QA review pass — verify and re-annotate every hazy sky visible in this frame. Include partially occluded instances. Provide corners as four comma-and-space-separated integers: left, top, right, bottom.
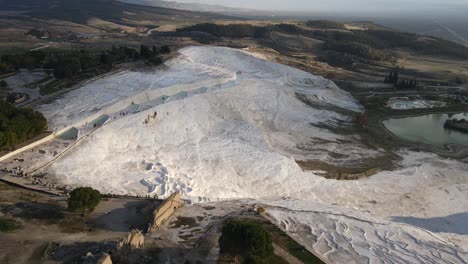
168, 0, 468, 13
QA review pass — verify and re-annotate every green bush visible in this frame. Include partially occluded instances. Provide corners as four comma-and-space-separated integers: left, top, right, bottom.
0, 218, 21, 232
219, 219, 273, 262
0, 80, 7, 88
68, 187, 101, 213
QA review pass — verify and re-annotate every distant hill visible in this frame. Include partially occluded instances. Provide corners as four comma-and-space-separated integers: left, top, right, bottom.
0, 0, 234, 27
118, 0, 256, 16
374, 18, 468, 46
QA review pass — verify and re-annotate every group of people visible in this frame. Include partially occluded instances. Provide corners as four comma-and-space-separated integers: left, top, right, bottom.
1, 166, 27, 178
144, 111, 158, 125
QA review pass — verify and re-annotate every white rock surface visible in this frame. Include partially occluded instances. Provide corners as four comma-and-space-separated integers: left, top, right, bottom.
35, 46, 467, 263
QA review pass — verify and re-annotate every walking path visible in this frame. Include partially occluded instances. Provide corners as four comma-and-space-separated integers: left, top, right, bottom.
0, 172, 63, 196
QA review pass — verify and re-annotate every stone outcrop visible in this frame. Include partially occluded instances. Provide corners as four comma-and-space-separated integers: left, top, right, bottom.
147, 192, 182, 233
445, 119, 468, 133
118, 229, 145, 250
83, 252, 112, 264
97, 253, 112, 264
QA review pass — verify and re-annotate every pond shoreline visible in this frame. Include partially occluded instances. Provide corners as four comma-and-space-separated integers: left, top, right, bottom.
374, 110, 468, 160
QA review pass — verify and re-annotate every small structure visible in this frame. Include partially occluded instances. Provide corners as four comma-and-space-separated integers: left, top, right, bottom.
147, 192, 182, 233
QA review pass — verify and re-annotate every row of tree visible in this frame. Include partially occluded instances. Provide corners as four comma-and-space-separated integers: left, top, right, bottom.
0, 44, 171, 78
384, 68, 418, 89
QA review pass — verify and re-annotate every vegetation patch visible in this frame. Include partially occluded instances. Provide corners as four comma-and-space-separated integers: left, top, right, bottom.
219, 219, 274, 264
178, 23, 270, 39
68, 187, 101, 213
180, 22, 468, 64
0, 101, 47, 149
0, 218, 22, 232
306, 20, 346, 29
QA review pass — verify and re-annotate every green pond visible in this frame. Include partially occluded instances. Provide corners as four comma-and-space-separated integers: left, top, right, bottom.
383, 113, 468, 147
57, 127, 78, 140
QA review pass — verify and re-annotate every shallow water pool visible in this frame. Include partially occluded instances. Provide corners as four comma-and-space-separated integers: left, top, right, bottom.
383, 113, 468, 146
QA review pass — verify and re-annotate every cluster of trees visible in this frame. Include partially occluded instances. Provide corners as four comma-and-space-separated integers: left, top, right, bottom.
306, 20, 346, 29
384, 70, 399, 84
47, 46, 142, 79
139, 44, 170, 65
324, 40, 389, 61
67, 187, 101, 213
219, 219, 273, 264
0, 44, 172, 78
0, 101, 47, 149
396, 79, 418, 89
25, 29, 50, 39
178, 23, 270, 39
455, 77, 465, 85
384, 69, 417, 89
270, 23, 468, 61
1, 50, 46, 73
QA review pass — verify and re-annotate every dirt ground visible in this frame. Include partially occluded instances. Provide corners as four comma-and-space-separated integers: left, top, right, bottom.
0, 181, 159, 264
0, 180, 322, 264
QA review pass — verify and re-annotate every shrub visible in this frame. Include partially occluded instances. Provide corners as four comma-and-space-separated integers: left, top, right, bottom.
0, 218, 21, 232
219, 219, 273, 262
68, 187, 101, 213
0, 80, 7, 88
149, 55, 163, 65
159, 45, 171, 54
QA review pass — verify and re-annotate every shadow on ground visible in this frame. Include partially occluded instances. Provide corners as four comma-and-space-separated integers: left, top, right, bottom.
391, 212, 468, 235
93, 200, 158, 232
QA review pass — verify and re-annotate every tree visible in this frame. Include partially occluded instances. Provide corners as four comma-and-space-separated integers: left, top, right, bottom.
0, 80, 7, 88
149, 55, 163, 65
140, 45, 152, 59
219, 219, 273, 263
152, 45, 160, 55
100, 53, 114, 68
68, 187, 101, 213
159, 45, 171, 54
54, 59, 81, 79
